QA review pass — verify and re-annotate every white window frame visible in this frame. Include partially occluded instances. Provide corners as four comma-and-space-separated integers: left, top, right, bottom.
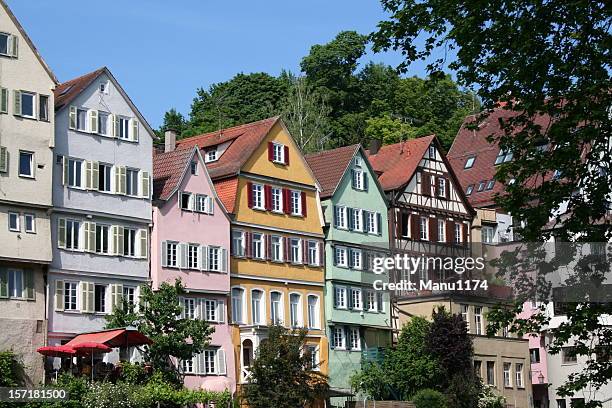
289, 292, 302, 328
231, 287, 245, 324
272, 142, 285, 164
8, 212, 19, 232
18, 151, 34, 178
270, 291, 283, 325
271, 187, 283, 212
123, 286, 136, 306
125, 168, 139, 196
437, 219, 445, 242
482, 226, 495, 244
251, 289, 265, 325
438, 177, 446, 197
350, 249, 362, 270
231, 230, 245, 257
352, 169, 364, 190
98, 111, 110, 136
290, 190, 302, 216
420, 217, 428, 240
7, 268, 24, 299
165, 241, 178, 268
252, 184, 264, 210
332, 326, 345, 350
76, 108, 87, 131
474, 307, 483, 335
271, 235, 283, 262
503, 362, 512, 388
65, 219, 81, 250
307, 241, 319, 266
290, 238, 301, 264
118, 116, 130, 140
349, 327, 361, 350
455, 223, 462, 243
187, 243, 200, 269
123, 228, 137, 257
307, 294, 319, 329
204, 299, 217, 322
335, 246, 348, 267
352, 208, 362, 231
24, 213, 35, 233
351, 288, 362, 310
366, 290, 377, 312
205, 149, 218, 163
95, 224, 111, 255
64, 281, 78, 311
515, 363, 524, 388
68, 158, 84, 188
335, 206, 347, 229
367, 211, 378, 234
252, 233, 265, 260
208, 246, 222, 271
19, 91, 36, 119
334, 285, 347, 309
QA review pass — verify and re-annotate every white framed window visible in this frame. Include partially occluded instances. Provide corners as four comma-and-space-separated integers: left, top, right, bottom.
188, 244, 200, 269
495, 149, 513, 165
349, 328, 361, 350
482, 226, 495, 243
64, 281, 78, 311
195, 194, 209, 213
270, 291, 283, 325
307, 241, 319, 266
204, 299, 217, 322
190, 161, 198, 175
455, 223, 462, 243
123, 286, 136, 306
76, 108, 87, 131
165, 241, 178, 267
231, 230, 245, 257
251, 289, 264, 325
205, 148, 218, 163
208, 246, 222, 271
252, 184, 264, 209
352, 169, 364, 190
438, 178, 446, 197
474, 306, 483, 335
335, 246, 348, 267
290, 190, 301, 215
334, 286, 347, 309
8, 212, 19, 232
271, 187, 282, 212
7, 269, 23, 299
460, 304, 470, 331
65, 220, 80, 250
19, 91, 36, 118
290, 238, 301, 263
367, 212, 378, 234
182, 358, 194, 374
95, 224, 110, 254
272, 142, 285, 163
126, 168, 138, 196
503, 362, 512, 387
231, 287, 245, 323
307, 295, 319, 329
271, 236, 283, 262
118, 116, 130, 140
18, 151, 33, 177
180, 192, 193, 210
332, 326, 345, 349
203, 349, 216, 374
24, 213, 35, 233
68, 158, 84, 188
437, 219, 445, 242
306, 345, 319, 370
352, 208, 362, 231
350, 249, 362, 270
0, 33, 11, 57
290, 293, 302, 327
94, 284, 106, 313
98, 112, 110, 135
420, 217, 428, 240
366, 291, 377, 312
335, 206, 347, 229
515, 363, 524, 388
98, 163, 112, 192
429, 145, 436, 159
252, 233, 264, 259
351, 288, 362, 310
464, 156, 475, 168
123, 228, 136, 257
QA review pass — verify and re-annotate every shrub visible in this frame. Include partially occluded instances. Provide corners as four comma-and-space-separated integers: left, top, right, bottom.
0, 350, 22, 387
412, 388, 447, 408
117, 362, 149, 385
478, 385, 506, 408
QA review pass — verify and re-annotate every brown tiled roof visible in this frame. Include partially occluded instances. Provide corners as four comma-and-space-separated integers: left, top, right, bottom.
176, 117, 279, 180
305, 145, 359, 199
447, 108, 553, 208
213, 178, 239, 214
366, 135, 435, 192
54, 67, 105, 111
153, 146, 195, 201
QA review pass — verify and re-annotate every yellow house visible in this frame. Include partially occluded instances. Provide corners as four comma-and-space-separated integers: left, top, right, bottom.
176, 117, 328, 388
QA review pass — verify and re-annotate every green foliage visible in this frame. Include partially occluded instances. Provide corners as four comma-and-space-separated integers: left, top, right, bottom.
0, 350, 21, 386
117, 362, 149, 385
244, 325, 328, 408
156, 108, 187, 141
411, 388, 447, 408
82, 381, 148, 408
365, 115, 415, 145
105, 280, 214, 384
478, 384, 506, 408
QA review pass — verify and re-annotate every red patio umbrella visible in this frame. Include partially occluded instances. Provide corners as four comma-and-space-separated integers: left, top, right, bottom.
36, 345, 77, 358
71, 342, 112, 381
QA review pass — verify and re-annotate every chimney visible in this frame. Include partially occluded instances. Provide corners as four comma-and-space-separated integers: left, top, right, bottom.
164, 129, 177, 153
369, 139, 381, 155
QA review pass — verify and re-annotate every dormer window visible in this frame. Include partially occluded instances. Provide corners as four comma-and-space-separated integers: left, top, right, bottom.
485, 180, 495, 190
494, 149, 513, 165
477, 181, 486, 192
205, 148, 218, 163
464, 156, 475, 169
466, 185, 474, 195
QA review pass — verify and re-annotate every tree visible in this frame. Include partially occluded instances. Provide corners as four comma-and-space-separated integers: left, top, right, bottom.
372, 0, 611, 405
365, 114, 415, 145
105, 280, 214, 384
156, 108, 187, 141
281, 74, 332, 153
243, 325, 328, 408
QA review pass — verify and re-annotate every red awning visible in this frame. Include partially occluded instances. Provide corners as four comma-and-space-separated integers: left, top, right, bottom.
66, 328, 152, 348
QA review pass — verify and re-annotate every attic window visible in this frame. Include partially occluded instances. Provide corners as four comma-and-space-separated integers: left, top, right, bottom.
59, 85, 73, 96
485, 180, 495, 190
190, 161, 198, 175
429, 146, 436, 159
464, 156, 475, 169
494, 149, 513, 165
466, 185, 474, 196
354, 157, 362, 167
205, 148, 218, 163
477, 181, 486, 192
99, 82, 109, 94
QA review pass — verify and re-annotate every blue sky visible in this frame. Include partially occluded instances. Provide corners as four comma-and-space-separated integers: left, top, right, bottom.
8, 1, 444, 128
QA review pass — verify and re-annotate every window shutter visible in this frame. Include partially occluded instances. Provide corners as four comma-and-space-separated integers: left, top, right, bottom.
84, 161, 93, 189
411, 214, 420, 240
109, 114, 116, 137
69, 106, 77, 129
363, 173, 369, 191
91, 161, 99, 190
87, 222, 96, 253
54, 280, 64, 311
139, 229, 148, 258
114, 115, 121, 137
216, 301, 225, 323
120, 166, 127, 194
89, 110, 98, 133
301, 192, 307, 217
61, 156, 68, 185
462, 224, 468, 245
82, 282, 94, 313
347, 290, 353, 309
284, 237, 291, 263
140, 171, 150, 198
221, 248, 227, 272
0, 146, 7, 172
10, 35, 18, 58
217, 349, 227, 375
283, 188, 291, 214
130, 119, 139, 142
246, 182, 254, 208
284, 145, 289, 165
0, 268, 8, 298
351, 169, 356, 189
181, 243, 189, 269
268, 142, 274, 161
446, 221, 454, 244
58, 218, 66, 248
13, 90, 21, 116
445, 176, 450, 199
377, 292, 384, 312
429, 217, 437, 242
161, 241, 168, 267
348, 208, 354, 230
207, 196, 214, 214
82, 222, 91, 252
197, 352, 206, 375
376, 213, 382, 235
303, 240, 309, 265
421, 173, 430, 196
113, 284, 124, 311
0, 87, 8, 113
264, 185, 272, 211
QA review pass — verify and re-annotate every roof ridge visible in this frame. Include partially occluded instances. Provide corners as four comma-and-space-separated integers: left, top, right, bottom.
304, 143, 360, 159
179, 116, 279, 144
58, 66, 106, 87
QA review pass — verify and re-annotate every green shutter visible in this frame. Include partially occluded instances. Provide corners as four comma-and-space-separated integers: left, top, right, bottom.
139, 229, 148, 258
141, 171, 150, 198
24, 269, 35, 300
58, 218, 66, 248
92, 161, 99, 190
0, 268, 8, 298
0, 88, 8, 113
89, 110, 98, 133
69, 106, 77, 129
85, 161, 92, 189
13, 90, 21, 116
54, 280, 64, 311
119, 166, 126, 194
0, 147, 7, 173
131, 119, 139, 142
10, 35, 18, 58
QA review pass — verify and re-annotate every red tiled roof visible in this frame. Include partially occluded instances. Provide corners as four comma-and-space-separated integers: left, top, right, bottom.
176, 117, 279, 180
213, 177, 239, 214
305, 144, 359, 199
54, 67, 106, 111
153, 146, 195, 201
447, 108, 553, 208
366, 135, 435, 192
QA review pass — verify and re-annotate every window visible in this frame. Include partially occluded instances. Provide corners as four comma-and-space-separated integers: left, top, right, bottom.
335, 206, 347, 229
367, 212, 378, 234
251, 290, 264, 325
64, 281, 78, 311
204, 299, 217, 322
307, 295, 319, 328
39, 95, 49, 121
20, 92, 35, 118
377, 292, 384, 312
180, 192, 192, 210
290, 190, 301, 215
290, 238, 301, 263
24, 214, 35, 233
252, 184, 264, 209
271, 187, 282, 212
205, 148, 218, 163
123, 228, 136, 257
290, 293, 301, 327
95, 225, 110, 254
123, 286, 136, 306
182, 358, 194, 374
349, 328, 361, 350
98, 163, 112, 192
270, 292, 283, 324
0, 33, 9, 56
271, 236, 283, 261
366, 291, 376, 311
486, 361, 495, 385
66, 220, 80, 250
76, 108, 87, 131
8, 212, 19, 231
165, 242, 178, 267
351, 288, 362, 310
332, 327, 345, 349
474, 360, 482, 377
334, 286, 347, 309
495, 149, 513, 165
482, 226, 495, 243
455, 224, 462, 243
562, 347, 577, 364
94, 285, 106, 313
437, 219, 445, 242
466, 184, 474, 195
99, 82, 108, 94
307, 241, 319, 266
515, 363, 524, 388
352, 169, 364, 190
272, 143, 285, 163
126, 168, 138, 196
557, 400, 567, 408
181, 298, 195, 319
420, 217, 428, 240
252, 233, 264, 259
231, 230, 245, 257
503, 362, 512, 387
203, 349, 217, 374
474, 307, 483, 335
98, 112, 109, 135
460, 304, 470, 328
232, 288, 244, 323
464, 156, 475, 168
477, 181, 486, 192
350, 249, 362, 270
306, 346, 319, 370
438, 178, 446, 197
190, 161, 198, 175
352, 208, 362, 231
188, 244, 200, 269
118, 117, 130, 140
334, 247, 347, 267
8, 269, 23, 298
485, 180, 495, 190
68, 159, 83, 188
530, 348, 540, 363
18, 151, 33, 177
208, 246, 221, 271
429, 145, 436, 158
595, 346, 612, 362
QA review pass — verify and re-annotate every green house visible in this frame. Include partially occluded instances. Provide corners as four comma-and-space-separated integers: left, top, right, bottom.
306, 145, 391, 400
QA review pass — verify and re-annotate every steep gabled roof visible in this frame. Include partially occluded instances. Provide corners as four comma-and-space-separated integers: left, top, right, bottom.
305, 144, 360, 199
53, 66, 157, 140
0, 0, 58, 84
153, 146, 196, 201
176, 117, 279, 180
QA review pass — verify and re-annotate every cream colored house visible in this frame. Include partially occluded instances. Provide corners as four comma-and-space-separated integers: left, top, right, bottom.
0, 0, 57, 385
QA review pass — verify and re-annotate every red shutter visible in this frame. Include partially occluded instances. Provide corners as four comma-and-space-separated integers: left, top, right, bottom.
285, 237, 291, 262
264, 185, 272, 211
265, 234, 271, 260
268, 142, 274, 161
429, 217, 437, 242
434, 176, 440, 196
422, 173, 430, 196
303, 240, 308, 265
301, 191, 307, 217
396, 209, 403, 239
411, 213, 419, 240
283, 188, 291, 214
247, 182, 254, 208
245, 232, 252, 258
462, 223, 468, 245
318, 242, 324, 266
284, 145, 290, 165
446, 220, 454, 244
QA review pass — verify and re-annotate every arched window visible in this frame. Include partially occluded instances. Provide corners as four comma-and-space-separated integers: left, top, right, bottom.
289, 293, 302, 327
251, 289, 264, 325
270, 291, 283, 325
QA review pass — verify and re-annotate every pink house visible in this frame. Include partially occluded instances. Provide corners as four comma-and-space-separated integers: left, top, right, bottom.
152, 142, 235, 393
519, 301, 548, 408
